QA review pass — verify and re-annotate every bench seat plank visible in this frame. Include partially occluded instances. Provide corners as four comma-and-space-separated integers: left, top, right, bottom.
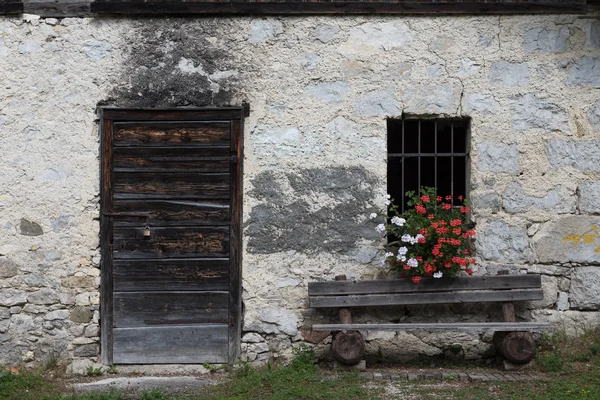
308, 275, 541, 296
309, 288, 543, 308
313, 322, 551, 332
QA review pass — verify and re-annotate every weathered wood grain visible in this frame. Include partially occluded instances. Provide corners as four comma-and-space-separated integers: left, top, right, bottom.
112, 172, 230, 200
309, 288, 544, 308
312, 322, 552, 332
113, 324, 229, 364
113, 258, 229, 292
113, 147, 232, 173
114, 291, 228, 327
112, 199, 230, 226
22, 1, 89, 16
308, 275, 542, 296
114, 122, 230, 147
100, 114, 114, 365
0, 1, 23, 14
113, 226, 229, 259
103, 108, 243, 122
228, 113, 244, 363
91, 0, 586, 15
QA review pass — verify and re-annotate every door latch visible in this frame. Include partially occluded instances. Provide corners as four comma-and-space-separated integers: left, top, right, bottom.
103, 212, 152, 238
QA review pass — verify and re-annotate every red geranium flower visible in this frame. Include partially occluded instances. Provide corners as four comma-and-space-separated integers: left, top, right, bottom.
412, 276, 422, 284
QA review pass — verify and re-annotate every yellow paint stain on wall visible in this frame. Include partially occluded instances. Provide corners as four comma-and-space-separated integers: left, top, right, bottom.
562, 226, 600, 247
583, 234, 596, 244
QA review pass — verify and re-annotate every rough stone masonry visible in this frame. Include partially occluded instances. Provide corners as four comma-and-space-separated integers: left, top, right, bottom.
0, 9, 600, 370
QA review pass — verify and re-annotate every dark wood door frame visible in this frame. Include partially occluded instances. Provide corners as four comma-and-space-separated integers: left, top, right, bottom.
99, 107, 244, 365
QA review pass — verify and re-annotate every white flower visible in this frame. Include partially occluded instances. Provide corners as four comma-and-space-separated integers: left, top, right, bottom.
384, 252, 394, 258
369, 212, 378, 219
385, 200, 391, 206
396, 254, 406, 262
398, 246, 408, 256
415, 234, 425, 240
401, 234, 413, 243
391, 216, 406, 227
407, 258, 418, 268
376, 224, 386, 233
386, 194, 391, 199
433, 271, 443, 279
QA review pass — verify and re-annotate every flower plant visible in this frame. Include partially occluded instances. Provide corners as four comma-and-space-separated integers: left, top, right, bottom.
372, 187, 476, 284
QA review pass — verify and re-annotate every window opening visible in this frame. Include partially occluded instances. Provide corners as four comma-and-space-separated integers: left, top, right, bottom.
387, 118, 470, 213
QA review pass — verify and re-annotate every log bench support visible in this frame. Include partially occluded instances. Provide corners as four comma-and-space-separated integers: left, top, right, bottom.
308, 271, 551, 365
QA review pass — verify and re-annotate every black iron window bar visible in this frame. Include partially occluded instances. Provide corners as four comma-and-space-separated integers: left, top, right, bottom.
388, 119, 469, 214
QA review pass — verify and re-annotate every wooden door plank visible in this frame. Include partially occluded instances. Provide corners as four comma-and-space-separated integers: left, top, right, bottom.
100, 114, 114, 365
113, 258, 230, 292
112, 199, 230, 227
103, 108, 243, 121
309, 289, 544, 308
113, 226, 229, 259
113, 172, 230, 200
228, 115, 243, 363
113, 147, 231, 173
113, 122, 230, 147
312, 322, 552, 332
308, 275, 542, 296
113, 325, 229, 364
114, 291, 229, 327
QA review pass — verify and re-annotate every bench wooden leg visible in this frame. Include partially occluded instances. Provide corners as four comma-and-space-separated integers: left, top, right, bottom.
331, 275, 366, 365
494, 331, 536, 364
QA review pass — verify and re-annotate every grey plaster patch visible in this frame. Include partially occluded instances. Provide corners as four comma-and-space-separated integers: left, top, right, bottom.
510, 94, 569, 132
355, 90, 400, 117
503, 182, 574, 214
579, 181, 600, 214
306, 81, 349, 104
314, 25, 339, 43
19, 218, 43, 236
589, 22, 600, 48
477, 143, 520, 176
489, 61, 529, 87
464, 93, 499, 114
111, 20, 239, 107
546, 139, 600, 172
566, 56, 600, 88
475, 220, 530, 263
588, 102, 600, 129
246, 167, 379, 254
532, 216, 600, 264
402, 84, 460, 115
248, 19, 284, 44
570, 267, 600, 310
524, 26, 569, 54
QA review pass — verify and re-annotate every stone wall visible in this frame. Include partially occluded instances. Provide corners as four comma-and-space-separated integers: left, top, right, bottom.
0, 10, 599, 369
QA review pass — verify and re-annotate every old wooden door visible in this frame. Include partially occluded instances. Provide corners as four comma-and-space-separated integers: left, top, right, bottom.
100, 108, 243, 364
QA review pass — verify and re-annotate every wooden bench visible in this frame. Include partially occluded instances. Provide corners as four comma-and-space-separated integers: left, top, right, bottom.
308, 273, 551, 366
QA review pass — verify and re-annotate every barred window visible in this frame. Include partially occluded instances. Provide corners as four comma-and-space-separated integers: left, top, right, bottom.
387, 118, 470, 213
